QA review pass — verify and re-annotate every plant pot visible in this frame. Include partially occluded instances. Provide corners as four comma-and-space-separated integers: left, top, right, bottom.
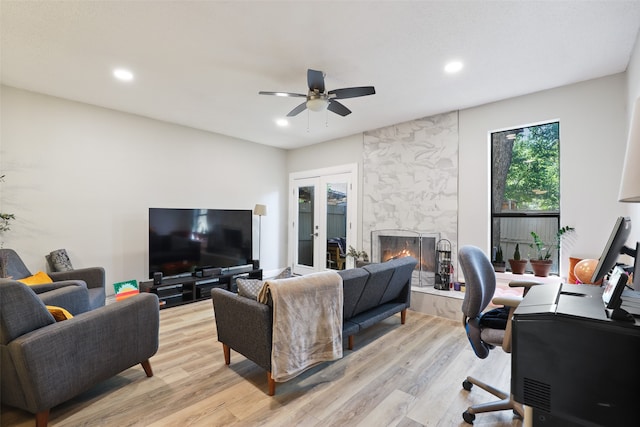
509, 259, 528, 275
492, 262, 506, 273
530, 259, 553, 277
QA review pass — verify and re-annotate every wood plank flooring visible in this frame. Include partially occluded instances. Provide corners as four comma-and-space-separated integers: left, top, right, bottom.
1, 300, 523, 426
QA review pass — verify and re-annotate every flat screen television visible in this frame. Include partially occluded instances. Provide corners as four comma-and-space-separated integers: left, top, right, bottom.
590, 216, 632, 284
149, 208, 252, 278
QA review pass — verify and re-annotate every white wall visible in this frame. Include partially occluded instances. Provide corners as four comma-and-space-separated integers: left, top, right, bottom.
1, 86, 288, 294
460, 74, 628, 277
292, 74, 630, 279
624, 29, 640, 246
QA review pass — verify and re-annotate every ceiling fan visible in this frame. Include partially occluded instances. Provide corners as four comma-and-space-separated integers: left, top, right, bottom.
259, 69, 375, 117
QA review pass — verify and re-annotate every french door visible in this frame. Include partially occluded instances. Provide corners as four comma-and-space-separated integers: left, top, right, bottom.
290, 165, 357, 275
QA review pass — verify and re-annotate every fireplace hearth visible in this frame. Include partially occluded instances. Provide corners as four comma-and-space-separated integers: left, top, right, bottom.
371, 230, 439, 287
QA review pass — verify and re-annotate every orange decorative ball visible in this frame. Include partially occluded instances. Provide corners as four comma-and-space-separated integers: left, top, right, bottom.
574, 259, 599, 284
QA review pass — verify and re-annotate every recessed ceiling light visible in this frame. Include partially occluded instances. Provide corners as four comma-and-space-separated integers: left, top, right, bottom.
276, 119, 289, 127
113, 68, 134, 81
444, 61, 463, 74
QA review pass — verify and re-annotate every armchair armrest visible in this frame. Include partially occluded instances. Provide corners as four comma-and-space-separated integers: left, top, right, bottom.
49, 267, 105, 289
29, 280, 87, 295
211, 288, 272, 372
7, 293, 159, 414
37, 285, 91, 315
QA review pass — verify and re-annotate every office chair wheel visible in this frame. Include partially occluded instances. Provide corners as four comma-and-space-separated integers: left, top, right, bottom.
462, 379, 473, 391
463, 410, 475, 424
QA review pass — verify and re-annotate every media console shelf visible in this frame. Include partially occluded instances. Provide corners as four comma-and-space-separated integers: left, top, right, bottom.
139, 268, 262, 309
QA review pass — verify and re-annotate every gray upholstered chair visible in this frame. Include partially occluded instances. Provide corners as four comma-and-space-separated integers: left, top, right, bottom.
458, 245, 527, 424
0, 248, 106, 310
0, 279, 160, 427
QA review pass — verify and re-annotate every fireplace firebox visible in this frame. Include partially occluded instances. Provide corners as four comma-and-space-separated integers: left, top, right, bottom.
371, 230, 439, 287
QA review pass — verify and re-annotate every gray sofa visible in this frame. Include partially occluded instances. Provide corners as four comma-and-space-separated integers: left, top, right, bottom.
211, 256, 417, 395
0, 279, 160, 427
0, 248, 106, 310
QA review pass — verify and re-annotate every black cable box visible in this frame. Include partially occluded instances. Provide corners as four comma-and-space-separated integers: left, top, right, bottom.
195, 267, 221, 277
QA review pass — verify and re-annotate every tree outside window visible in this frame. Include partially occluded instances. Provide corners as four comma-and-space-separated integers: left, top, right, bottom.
491, 122, 560, 273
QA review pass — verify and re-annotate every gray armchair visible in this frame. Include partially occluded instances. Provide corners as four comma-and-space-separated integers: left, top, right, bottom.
0, 279, 160, 427
0, 248, 106, 310
458, 245, 525, 424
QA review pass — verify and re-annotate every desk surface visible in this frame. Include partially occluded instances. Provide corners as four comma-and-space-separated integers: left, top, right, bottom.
515, 282, 640, 326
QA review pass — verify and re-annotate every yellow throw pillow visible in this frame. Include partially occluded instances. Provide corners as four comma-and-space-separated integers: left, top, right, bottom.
45, 305, 74, 321
17, 271, 53, 285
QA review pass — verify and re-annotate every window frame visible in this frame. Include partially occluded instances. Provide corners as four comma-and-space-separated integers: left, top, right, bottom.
490, 121, 561, 274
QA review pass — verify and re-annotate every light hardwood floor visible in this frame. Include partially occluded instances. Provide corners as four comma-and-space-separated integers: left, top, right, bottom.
2, 300, 522, 426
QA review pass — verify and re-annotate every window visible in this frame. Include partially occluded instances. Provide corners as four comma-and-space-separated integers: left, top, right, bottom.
491, 122, 560, 273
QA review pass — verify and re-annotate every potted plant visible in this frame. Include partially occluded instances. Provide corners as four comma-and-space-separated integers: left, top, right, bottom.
508, 243, 528, 275
347, 246, 370, 268
492, 245, 506, 272
529, 226, 575, 277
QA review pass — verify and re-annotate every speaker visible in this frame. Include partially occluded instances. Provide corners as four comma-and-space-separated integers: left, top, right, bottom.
252, 260, 260, 269
153, 272, 163, 285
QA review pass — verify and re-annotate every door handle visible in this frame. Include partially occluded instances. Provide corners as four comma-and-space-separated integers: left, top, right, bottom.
310, 233, 318, 237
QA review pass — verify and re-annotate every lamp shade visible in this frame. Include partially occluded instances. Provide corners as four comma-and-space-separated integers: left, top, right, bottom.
619, 96, 640, 202
254, 204, 267, 216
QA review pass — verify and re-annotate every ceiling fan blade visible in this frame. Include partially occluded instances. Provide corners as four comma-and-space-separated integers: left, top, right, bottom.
328, 86, 376, 99
307, 69, 325, 93
287, 102, 308, 117
327, 100, 352, 116
259, 91, 307, 98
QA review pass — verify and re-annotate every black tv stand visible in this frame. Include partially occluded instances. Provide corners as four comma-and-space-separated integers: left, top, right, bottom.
140, 268, 262, 309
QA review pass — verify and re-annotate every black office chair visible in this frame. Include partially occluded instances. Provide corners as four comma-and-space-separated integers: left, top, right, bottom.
458, 245, 533, 424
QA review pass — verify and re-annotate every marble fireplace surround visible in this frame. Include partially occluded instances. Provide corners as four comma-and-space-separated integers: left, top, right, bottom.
363, 111, 460, 318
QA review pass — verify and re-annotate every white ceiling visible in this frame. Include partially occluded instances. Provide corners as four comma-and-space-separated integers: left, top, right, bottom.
2, 1, 640, 150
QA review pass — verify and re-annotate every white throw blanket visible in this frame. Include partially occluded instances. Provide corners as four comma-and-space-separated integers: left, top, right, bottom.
257, 271, 343, 382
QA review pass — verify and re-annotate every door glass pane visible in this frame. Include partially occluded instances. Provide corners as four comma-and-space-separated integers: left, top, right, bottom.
298, 186, 314, 267
326, 182, 347, 270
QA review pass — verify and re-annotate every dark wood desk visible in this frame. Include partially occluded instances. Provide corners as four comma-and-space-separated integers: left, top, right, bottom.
512, 283, 640, 426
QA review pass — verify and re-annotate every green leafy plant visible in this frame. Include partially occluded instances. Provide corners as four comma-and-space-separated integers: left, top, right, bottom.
347, 245, 369, 262
530, 226, 575, 260
513, 243, 521, 261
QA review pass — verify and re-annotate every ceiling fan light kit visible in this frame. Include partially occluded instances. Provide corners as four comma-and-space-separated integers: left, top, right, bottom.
306, 96, 327, 112
259, 69, 375, 118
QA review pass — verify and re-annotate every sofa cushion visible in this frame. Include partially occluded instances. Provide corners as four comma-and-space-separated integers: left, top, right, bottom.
349, 302, 408, 330
338, 268, 369, 320
237, 278, 263, 300
353, 262, 395, 316
378, 257, 417, 304
236, 267, 292, 300
275, 267, 292, 279
49, 249, 74, 272
46, 305, 74, 321
17, 271, 53, 286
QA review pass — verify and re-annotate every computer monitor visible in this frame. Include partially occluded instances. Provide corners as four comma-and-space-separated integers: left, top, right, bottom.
630, 241, 640, 291
590, 216, 632, 284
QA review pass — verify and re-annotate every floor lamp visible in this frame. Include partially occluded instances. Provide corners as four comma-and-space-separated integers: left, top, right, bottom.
254, 204, 267, 268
